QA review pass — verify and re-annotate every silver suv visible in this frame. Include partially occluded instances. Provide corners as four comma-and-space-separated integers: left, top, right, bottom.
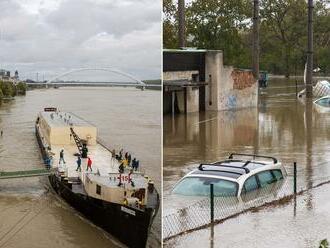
172, 153, 287, 197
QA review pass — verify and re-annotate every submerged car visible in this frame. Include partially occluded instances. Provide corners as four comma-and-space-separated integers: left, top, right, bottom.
314, 95, 330, 113
172, 153, 287, 198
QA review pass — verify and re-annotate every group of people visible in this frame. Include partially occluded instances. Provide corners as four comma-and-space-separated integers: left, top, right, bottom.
113, 149, 140, 172
57, 146, 140, 175
75, 144, 92, 171
57, 147, 93, 172
75, 154, 93, 172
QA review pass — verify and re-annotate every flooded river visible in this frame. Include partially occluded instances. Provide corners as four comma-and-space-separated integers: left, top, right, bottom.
163, 78, 330, 247
0, 87, 161, 248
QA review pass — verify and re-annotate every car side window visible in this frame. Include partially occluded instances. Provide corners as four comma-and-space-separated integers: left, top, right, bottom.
257, 170, 275, 187
272, 170, 283, 180
243, 175, 258, 193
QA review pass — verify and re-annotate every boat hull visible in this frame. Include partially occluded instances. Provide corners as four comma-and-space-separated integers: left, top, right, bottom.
35, 126, 155, 248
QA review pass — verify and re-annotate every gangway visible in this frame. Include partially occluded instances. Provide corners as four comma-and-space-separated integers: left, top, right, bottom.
0, 168, 54, 180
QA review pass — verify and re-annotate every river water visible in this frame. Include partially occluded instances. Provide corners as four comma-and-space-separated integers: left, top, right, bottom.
163, 78, 330, 247
0, 87, 161, 248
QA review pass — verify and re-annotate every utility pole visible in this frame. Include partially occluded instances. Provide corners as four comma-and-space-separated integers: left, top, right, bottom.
178, 0, 186, 48
252, 0, 260, 104
252, 0, 260, 81
252, 0, 259, 80
306, 0, 313, 98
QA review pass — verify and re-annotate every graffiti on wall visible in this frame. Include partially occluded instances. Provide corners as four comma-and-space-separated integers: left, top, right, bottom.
227, 94, 237, 108
231, 70, 255, 90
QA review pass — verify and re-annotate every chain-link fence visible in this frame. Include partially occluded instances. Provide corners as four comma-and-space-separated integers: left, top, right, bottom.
163, 163, 316, 241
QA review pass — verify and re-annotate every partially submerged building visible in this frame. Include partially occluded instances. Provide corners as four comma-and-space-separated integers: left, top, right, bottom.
163, 49, 258, 114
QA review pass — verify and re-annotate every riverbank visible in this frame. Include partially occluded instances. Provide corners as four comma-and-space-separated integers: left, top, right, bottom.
0, 80, 27, 101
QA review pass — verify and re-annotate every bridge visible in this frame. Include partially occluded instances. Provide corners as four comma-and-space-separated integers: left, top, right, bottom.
0, 168, 54, 180
24, 67, 161, 89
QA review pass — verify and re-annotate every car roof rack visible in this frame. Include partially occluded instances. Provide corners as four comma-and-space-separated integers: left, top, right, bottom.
213, 160, 253, 168
198, 165, 244, 176
198, 163, 250, 174
228, 153, 278, 164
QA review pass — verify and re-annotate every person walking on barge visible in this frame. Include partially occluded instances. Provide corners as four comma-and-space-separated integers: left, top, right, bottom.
81, 144, 88, 158
128, 153, 132, 166
59, 149, 66, 164
86, 157, 93, 171
76, 155, 82, 172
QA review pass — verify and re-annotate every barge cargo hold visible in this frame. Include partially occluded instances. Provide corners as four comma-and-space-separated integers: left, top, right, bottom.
35, 108, 159, 248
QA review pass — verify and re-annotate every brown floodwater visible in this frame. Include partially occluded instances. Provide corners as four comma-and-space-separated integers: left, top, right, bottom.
165, 182, 330, 248
163, 78, 330, 247
0, 87, 161, 248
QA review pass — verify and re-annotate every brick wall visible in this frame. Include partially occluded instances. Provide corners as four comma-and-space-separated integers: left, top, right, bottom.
231, 69, 255, 90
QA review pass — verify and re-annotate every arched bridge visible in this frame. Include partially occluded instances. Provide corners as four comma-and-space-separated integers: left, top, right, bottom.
46, 67, 146, 87
25, 67, 160, 89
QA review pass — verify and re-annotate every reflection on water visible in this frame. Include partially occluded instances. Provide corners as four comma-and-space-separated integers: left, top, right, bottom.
0, 87, 161, 247
164, 78, 330, 247
164, 78, 330, 194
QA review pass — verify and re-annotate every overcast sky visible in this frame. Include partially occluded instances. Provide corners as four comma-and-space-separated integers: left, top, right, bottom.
0, 0, 161, 81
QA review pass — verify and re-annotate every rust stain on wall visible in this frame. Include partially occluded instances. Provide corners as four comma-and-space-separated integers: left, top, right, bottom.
231, 70, 255, 90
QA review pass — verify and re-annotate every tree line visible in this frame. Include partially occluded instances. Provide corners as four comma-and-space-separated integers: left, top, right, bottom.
163, 0, 330, 76
0, 81, 27, 101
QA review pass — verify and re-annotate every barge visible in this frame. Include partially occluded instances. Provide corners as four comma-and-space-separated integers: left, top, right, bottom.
35, 107, 159, 248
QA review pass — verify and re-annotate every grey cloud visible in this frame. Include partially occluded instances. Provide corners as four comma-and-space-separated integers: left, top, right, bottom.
0, 0, 161, 80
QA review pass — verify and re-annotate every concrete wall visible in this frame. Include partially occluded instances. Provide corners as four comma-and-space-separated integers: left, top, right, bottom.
163, 70, 200, 113
186, 87, 199, 113
163, 70, 198, 81
205, 51, 223, 111
205, 51, 258, 111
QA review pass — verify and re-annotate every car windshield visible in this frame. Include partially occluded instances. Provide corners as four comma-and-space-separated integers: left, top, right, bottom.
172, 177, 238, 197
315, 97, 330, 107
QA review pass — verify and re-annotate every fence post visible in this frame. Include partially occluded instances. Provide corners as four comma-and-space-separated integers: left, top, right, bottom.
210, 183, 214, 223
295, 80, 298, 97
293, 162, 297, 194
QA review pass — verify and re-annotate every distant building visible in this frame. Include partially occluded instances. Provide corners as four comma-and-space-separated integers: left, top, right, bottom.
0, 69, 10, 80
14, 70, 19, 79
0, 69, 20, 83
